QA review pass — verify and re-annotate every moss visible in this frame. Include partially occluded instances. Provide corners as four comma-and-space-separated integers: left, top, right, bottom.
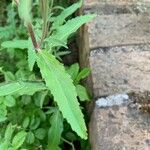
129, 91, 150, 113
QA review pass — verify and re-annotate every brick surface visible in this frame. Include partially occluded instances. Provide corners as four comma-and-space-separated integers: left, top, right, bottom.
89, 93, 150, 150
87, 14, 150, 49
79, 1, 150, 150
79, 14, 150, 97
84, 0, 150, 9
89, 45, 150, 98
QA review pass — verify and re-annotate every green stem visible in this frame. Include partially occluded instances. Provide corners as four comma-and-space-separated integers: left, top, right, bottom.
61, 137, 75, 150
40, 0, 49, 43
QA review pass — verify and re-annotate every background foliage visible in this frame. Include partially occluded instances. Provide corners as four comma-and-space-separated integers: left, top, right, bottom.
0, 0, 94, 149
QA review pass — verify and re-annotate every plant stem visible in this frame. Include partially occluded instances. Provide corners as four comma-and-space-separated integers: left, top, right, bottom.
27, 23, 40, 52
61, 137, 75, 150
40, 0, 49, 43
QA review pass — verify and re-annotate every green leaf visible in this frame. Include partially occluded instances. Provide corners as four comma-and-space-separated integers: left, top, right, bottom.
12, 131, 27, 149
48, 110, 63, 149
75, 68, 91, 84
35, 128, 46, 140
0, 103, 7, 118
22, 117, 30, 129
56, 51, 70, 57
1, 40, 28, 49
18, 0, 32, 24
0, 82, 47, 96
19, 82, 47, 95
76, 85, 90, 101
4, 95, 16, 107
34, 91, 48, 108
0, 142, 9, 150
38, 110, 46, 122
0, 117, 7, 123
26, 131, 35, 144
65, 132, 77, 141
29, 117, 40, 130
52, 0, 82, 29
28, 38, 36, 71
3, 71, 16, 82
0, 82, 23, 96
45, 37, 68, 48
39, 91, 48, 108
51, 15, 96, 44
21, 95, 31, 105
67, 63, 79, 81
45, 107, 57, 115
0, 26, 14, 40
4, 123, 15, 142
36, 51, 87, 139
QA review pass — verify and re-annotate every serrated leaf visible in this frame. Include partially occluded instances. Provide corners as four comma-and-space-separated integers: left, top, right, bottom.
48, 110, 63, 149
45, 37, 68, 48
0, 103, 7, 118
26, 131, 35, 144
19, 82, 47, 95
4, 123, 15, 142
76, 85, 90, 101
56, 51, 70, 57
67, 63, 79, 81
0, 26, 14, 40
0, 82, 47, 96
75, 68, 91, 84
52, 0, 82, 29
0, 69, 16, 82
1, 40, 28, 49
3, 71, 16, 82
0, 82, 23, 96
12, 131, 27, 149
36, 51, 87, 139
51, 15, 96, 44
28, 38, 36, 71
35, 128, 46, 140
18, 0, 32, 24
4, 95, 16, 107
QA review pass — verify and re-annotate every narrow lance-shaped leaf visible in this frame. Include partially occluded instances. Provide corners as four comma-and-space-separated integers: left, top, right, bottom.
51, 15, 96, 44
75, 68, 91, 84
45, 37, 68, 48
48, 109, 63, 150
52, 0, 82, 29
18, 0, 32, 25
36, 51, 87, 139
1, 40, 28, 49
0, 82, 47, 96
